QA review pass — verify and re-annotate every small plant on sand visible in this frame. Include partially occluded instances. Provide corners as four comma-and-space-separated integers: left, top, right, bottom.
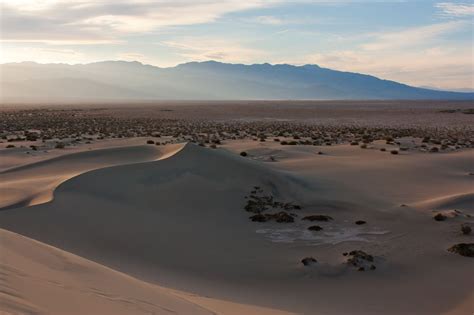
301, 257, 317, 266
346, 250, 376, 271
447, 243, 474, 257
55, 142, 65, 149
461, 224, 472, 235
240, 151, 248, 157
433, 213, 447, 221
308, 225, 323, 231
146, 140, 155, 144
390, 150, 398, 155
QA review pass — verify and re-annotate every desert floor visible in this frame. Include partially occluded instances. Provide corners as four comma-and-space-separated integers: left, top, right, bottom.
0, 102, 473, 315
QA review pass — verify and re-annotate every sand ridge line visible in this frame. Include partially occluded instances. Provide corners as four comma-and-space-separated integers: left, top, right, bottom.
0, 143, 186, 210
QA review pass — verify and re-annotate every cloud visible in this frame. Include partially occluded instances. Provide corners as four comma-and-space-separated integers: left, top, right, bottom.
435, 2, 474, 17
248, 15, 286, 25
304, 21, 473, 89
161, 37, 264, 63
361, 20, 468, 50
0, 0, 283, 44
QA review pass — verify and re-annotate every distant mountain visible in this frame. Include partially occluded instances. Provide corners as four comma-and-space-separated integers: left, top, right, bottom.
1, 60, 472, 102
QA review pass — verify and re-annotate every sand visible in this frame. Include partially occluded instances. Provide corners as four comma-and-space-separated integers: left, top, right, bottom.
0, 142, 184, 209
1, 138, 473, 314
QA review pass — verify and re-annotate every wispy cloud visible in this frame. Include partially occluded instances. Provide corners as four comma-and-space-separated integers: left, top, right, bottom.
361, 20, 468, 50
435, 2, 474, 17
161, 37, 264, 63
0, 0, 283, 44
247, 15, 286, 25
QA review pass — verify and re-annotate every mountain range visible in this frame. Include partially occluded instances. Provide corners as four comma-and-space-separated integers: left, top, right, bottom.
1, 60, 472, 102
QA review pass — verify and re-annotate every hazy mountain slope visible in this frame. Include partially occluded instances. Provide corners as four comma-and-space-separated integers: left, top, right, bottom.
1, 61, 472, 101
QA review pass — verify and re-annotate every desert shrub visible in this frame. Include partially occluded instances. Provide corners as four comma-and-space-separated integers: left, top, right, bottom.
433, 213, 447, 221
301, 257, 317, 266
390, 150, 398, 155
240, 151, 248, 157
6, 144, 15, 148
461, 224, 472, 235
146, 140, 155, 144
55, 142, 65, 149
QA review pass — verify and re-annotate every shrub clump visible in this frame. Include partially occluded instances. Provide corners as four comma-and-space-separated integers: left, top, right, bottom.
461, 224, 472, 235
433, 213, 447, 221
346, 250, 376, 271
301, 257, 317, 266
447, 243, 474, 257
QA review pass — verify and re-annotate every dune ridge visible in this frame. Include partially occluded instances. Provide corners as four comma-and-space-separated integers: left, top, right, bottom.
0, 143, 185, 210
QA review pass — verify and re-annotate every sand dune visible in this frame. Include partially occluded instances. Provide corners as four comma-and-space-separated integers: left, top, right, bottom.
0, 228, 212, 315
0, 144, 184, 209
0, 142, 473, 314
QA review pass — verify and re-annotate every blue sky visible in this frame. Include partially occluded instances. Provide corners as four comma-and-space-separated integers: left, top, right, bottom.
1, 0, 473, 90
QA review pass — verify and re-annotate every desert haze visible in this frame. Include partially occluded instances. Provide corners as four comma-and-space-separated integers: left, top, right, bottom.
2, 61, 473, 102
1, 0, 474, 314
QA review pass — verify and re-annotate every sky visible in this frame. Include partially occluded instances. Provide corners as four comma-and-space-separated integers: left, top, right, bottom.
0, 0, 473, 90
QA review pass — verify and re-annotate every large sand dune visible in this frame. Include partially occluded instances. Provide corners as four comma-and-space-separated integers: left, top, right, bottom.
1, 142, 473, 314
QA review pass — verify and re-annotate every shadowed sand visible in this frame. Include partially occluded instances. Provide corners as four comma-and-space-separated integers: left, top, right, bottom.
0, 228, 293, 315
0, 142, 473, 314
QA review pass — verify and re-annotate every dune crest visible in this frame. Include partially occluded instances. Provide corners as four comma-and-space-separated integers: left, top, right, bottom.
0, 143, 185, 210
